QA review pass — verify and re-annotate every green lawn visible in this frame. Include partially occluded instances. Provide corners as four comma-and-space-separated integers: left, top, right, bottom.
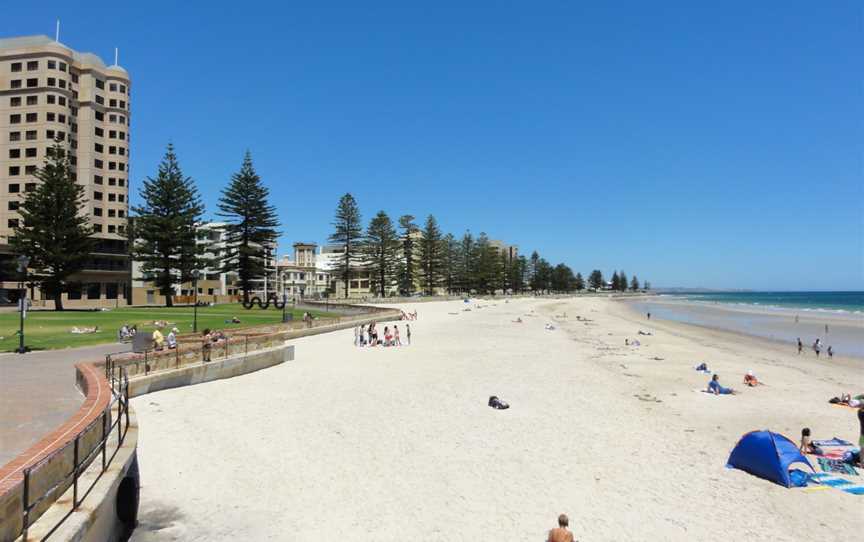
0, 303, 333, 352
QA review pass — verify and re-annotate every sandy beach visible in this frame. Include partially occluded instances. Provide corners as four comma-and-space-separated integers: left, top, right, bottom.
130, 296, 863, 541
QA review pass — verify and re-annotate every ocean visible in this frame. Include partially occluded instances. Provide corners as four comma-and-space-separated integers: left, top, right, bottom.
628, 291, 864, 358
671, 291, 864, 314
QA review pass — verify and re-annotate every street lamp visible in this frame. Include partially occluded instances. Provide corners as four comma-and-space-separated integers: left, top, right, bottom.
191, 270, 200, 333
281, 292, 288, 323
16, 255, 29, 354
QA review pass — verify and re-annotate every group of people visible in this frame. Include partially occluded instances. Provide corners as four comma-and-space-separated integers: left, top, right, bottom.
200, 328, 228, 361
354, 322, 410, 347
798, 337, 833, 358
152, 327, 179, 350
400, 309, 418, 320
799, 402, 864, 469
118, 324, 138, 341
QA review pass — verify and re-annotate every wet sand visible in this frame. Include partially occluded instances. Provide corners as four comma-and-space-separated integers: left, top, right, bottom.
130, 297, 863, 541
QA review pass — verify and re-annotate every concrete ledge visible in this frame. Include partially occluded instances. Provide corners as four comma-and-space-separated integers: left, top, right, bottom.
128, 345, 294, 398
22, 406, 140, 542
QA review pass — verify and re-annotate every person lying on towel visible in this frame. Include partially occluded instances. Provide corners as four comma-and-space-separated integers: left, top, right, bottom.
708, 374, 736, 395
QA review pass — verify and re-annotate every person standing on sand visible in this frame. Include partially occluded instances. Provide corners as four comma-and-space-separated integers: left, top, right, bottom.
394, 325, 401, 346
828, 346, 833, 358
406, 324, 411, 345
647, 312, 651, 320
547, 514, 575, 542
813, 340, 821, 357
797, 338, 803, 354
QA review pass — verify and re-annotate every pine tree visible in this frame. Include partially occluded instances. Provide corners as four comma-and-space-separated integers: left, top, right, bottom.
457, 232, 475, 293
644, 280, 651, 291
529, 251, 540, 291
442, 233, 458, 294
574, 272, 585, 291
132, 144, 205, 307
361, 211, 399, 297
588, 269, 604, 290
329, 193, 363, 298
419, 214, 444, 295
630, 275, 640, 291
618, 271, 628, 292
217, 152, 279, 303
611, 271, 620, 291
397, 215, 419, 295
11, 140, 95, 311
535, 258, 553, 293
511, 255, 528, 293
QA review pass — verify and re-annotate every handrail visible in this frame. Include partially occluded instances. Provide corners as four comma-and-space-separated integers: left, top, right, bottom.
18, 367, 130, 541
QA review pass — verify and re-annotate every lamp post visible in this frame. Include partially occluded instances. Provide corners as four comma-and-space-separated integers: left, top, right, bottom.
281, 292, 288, 323
191, 270, 200, 333
16, 255, 29, 354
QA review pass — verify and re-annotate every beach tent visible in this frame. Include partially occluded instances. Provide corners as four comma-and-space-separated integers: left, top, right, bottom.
726, 430, 813, 487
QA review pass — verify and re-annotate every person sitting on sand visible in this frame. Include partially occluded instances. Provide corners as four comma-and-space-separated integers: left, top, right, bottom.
743, 370, 761, 387
799, 427, 822, 455
708, 374, 735, 395
513, 317, 523, 323
547, 513, 575, 542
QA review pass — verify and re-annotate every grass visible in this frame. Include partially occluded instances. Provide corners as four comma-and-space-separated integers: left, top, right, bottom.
0, 303, 333, 352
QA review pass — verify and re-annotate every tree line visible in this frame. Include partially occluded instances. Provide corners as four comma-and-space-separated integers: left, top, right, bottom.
10, 142, 279, 309
329, 193, 649, 298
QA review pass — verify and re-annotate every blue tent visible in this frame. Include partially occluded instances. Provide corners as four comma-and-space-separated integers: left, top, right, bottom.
726, 430, 814, 487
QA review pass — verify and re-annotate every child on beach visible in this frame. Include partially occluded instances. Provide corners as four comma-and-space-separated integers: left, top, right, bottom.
743, 370, 761, 387
394, 325, 401, 346
799, 428, 822, 455
384, 326, 392, 346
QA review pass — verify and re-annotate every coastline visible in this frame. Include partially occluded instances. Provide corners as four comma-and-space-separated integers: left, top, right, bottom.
624, 295, 864, 359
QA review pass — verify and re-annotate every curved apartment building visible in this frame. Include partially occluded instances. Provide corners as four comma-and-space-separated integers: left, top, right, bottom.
0, 35, 131, 307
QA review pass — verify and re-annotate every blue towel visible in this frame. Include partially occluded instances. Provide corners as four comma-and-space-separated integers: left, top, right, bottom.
813, 438, 853, 447
820, 478, 853, 487
843, 486, 864, 495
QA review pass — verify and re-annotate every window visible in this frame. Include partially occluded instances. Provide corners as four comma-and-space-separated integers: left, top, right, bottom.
9, 149, 20, 159
107, 225, 116, 233
58, 80, 66, 89
108, 177, 116, 186
109, 83, 117, 91
11, 62, 22, 72
94, 159, 103, 169
8, 166, 20, 176
25, 183, 36, 192
119, 101, 126, 109
109, 114, 117, 123
58, 96, 66, 106
108, 146, 116, 155
95, 95, 104, 105
58, 114, 66, 123
26, 78, 37, 88
95, 111, 104, 121
95, 79, 104, 90
86, 283, 101, 299
94, 143, 104, 153
7, 201, 19, 211
47, 77, 56, 87
48, 95, 58, 105
25, 148, 36, 158
7, 219, 19, 228
109, 130, 116, 138
47, 112, 56, 122
10, 97, 21, 107
120, 85, 126, 93
118, 163, 125, 171
94, 127, 104, 137
26, 61, 38, 71
71, 73, 78, 83
118, 210, 125, 217
59, 62, 67, 72
25, 130, 37, 140
118, 179, 125, 187
109, 99, 117, 107
9, 114, 21, 124
94, 175, 103, 185
94, 191, 103, 200
108, 209, 116, 217
119, 132, 126, 140
9, 132, 21, 142
93, 224, 102, 232
105, 283, 118, 299
108, 162, 116, 170
67, 284, 82, 300
46, 130, 55, 140
118, 225, 125, 234
93, 207, 102, 216
24, 165, 36, 175
108, 193, 116, 202
118, 147, 125, 156
26, 95, 37, 105
48, 60, 56, 70
8, 183, 19, 193
10, 79, 22, 89
25, 113, 37, 122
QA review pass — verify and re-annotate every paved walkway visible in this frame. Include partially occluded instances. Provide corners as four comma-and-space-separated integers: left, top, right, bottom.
0, 342, 130, 466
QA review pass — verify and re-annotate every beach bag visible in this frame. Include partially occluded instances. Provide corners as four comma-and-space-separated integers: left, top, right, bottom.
788, 469, 811, 487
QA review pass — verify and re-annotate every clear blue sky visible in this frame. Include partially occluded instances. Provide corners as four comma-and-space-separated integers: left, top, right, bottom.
7, 1, 862, 290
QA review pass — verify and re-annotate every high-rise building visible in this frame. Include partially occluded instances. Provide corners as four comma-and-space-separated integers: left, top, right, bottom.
0, 35, 131, 307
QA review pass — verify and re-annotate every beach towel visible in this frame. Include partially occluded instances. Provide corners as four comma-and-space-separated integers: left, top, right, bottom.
812, 438, 853, 447
843, 486, 864, 495
818, 458, 859, 476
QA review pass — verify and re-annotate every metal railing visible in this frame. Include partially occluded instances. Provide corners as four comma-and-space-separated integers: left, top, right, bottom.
18, 364, 131, 541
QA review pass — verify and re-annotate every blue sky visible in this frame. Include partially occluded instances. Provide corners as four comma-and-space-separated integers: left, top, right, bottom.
7, 1, 862, 290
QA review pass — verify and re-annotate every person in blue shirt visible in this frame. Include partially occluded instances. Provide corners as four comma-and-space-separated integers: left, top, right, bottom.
708, 374, 736, 395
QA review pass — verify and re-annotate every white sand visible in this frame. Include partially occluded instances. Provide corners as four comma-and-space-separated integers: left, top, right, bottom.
130, 297, 863, 541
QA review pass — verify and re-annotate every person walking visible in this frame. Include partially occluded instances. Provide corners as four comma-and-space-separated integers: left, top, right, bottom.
797, 337, 803, 354
394, 325, 401, 346
201, 328, 212, 362
828, 346, 833, 358
406, 324, 411, 345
